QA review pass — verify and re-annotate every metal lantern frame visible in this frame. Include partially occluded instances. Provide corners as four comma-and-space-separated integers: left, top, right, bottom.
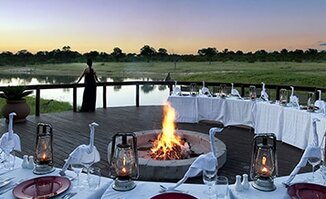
109, 132, 139, 191
250, 133, 278, 192
33, 123, 55, 175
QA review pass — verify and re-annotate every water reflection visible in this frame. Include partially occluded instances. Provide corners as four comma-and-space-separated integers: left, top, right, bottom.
0, 74, 169, 107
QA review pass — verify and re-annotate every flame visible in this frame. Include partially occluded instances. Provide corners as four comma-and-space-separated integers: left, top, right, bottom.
260, 156, 270, 177
150, 102, 184, 160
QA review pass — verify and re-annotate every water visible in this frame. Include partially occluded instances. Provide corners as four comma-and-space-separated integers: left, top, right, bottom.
0, 74, 170, 108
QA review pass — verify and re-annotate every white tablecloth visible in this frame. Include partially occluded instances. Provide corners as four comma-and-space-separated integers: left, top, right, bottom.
168, 96, 326, 150
0, 158, 112, 199
101, 171, 325, 199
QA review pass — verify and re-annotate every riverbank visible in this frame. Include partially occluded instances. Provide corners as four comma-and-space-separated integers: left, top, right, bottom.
1, 61, 326, 87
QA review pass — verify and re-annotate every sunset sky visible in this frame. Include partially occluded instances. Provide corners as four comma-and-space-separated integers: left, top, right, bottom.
1, 0, 326, 54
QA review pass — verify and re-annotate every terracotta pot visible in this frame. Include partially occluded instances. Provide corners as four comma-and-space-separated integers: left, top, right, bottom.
1, 99, 30, 123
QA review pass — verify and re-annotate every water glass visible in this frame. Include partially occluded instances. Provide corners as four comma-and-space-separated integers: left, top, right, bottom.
87, 166, 101, 190
249, 86, 256, 100
203, 169, 217, 198
279, 89, 288, 106
4, 151, 15, 170
71, 163, 84, 187
216, 176, 228, 199
307, 92, 315, 112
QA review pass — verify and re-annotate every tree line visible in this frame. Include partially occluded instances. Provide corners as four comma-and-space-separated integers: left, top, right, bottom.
0, 45, 325, 66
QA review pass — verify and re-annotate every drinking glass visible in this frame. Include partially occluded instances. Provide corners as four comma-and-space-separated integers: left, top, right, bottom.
4, 151, 15, 170
71, 163, 84, 187
216, 176, 228, 199
203, 169, 217, 198
249, 86, 256, 100
307, 92, 315, 112
307, 150, 321, 182
87, 166, 101, 190
81, 151, 96, 177
279, 89, 288, 106
219, 84, 227, 97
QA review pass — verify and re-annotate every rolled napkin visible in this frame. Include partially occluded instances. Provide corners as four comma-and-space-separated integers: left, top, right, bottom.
162, 127, 223, 191
200, 81, 212, 97
283, 118, 321, 185
260, 82, 269, 102
171, 81, 181, 96
230, 83, 243, 99
60, 122, 100, 176
289, 86, 300, 108
0, 112, 21, 154
314, 90, 325, 113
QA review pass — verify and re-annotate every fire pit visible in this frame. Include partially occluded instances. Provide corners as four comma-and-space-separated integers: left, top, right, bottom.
108, 102, 226, 180
135, 129, 226, 180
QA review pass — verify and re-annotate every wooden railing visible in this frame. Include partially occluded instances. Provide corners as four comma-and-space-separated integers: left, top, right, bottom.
1, 81, 326, 116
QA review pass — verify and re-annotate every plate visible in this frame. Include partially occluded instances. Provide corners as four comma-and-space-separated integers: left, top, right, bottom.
287, 183, 326, 199
151, 192, 197, 199
13, 176, 70, 199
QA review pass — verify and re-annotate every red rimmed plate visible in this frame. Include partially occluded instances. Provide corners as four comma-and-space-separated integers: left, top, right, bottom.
13, 176, 70, 199
151, 192, 197, 199
287, 183, 326, 199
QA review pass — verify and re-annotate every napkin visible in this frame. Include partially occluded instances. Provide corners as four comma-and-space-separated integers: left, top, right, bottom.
260, 82, 269, 102
171, 81, 181, 96
0, 112, 21, 154
283, 118, 322, 185
314, 90, 325, 113
230, 83, 243, 99
289, 86, 300, 108
199, 81, 212, 97
60, 122, 100, 176
163, 127, 223, 191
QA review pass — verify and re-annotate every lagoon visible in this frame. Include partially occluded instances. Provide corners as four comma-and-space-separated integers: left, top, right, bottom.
0, 74, 169, 108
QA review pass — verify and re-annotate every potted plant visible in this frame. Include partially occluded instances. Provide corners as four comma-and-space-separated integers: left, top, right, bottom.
0, 86, 33, 123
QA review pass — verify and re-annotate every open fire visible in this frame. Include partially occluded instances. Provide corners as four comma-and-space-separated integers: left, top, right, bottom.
150, 102, 191, 160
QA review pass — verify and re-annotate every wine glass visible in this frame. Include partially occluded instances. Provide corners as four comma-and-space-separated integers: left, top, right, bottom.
80, 151, 96, 183
308, 155, 321, 182
203, 169, 217, 198
71, 163, 84, 187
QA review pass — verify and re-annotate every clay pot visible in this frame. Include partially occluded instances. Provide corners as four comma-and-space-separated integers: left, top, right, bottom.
1, 99, 30, 123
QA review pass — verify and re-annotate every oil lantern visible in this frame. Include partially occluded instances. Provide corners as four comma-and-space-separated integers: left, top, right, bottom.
109, 132, 139, 191
33, 123, 55, 175
250, 133, 278, 191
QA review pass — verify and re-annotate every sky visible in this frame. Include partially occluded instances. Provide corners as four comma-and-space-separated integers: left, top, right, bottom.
1, 0, 326, 54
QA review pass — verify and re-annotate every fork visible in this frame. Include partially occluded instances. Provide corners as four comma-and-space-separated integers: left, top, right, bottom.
61, 192, 77, 199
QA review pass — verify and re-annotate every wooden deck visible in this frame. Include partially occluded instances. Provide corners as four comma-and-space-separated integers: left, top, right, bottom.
0, 106, 310, 183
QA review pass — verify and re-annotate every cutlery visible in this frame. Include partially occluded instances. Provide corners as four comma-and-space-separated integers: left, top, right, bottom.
0, 179, 25, 195
159, 185, 188, 193
61, 192, 77, 199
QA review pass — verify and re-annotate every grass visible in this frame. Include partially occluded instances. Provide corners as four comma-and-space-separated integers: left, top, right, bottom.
2, 61, 326, 87
0, 97, 72, 117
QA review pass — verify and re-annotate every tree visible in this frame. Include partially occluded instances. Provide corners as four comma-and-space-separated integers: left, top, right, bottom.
111, 47, 125, 62
157, 48, 168, 56
197, 47, 217, 64
140, 45, 156, 62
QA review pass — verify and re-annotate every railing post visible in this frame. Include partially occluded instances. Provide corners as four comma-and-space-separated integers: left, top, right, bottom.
73, 86, 77, 112
35, 87, 40, 116
168, 82, 172, 95
103, 85, 107, 109
241, 85, 245, 97
276, 86, 280, 101
136, 84, 139, 107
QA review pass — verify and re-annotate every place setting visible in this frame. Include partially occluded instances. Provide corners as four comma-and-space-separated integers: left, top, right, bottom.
0, 118, 105, 199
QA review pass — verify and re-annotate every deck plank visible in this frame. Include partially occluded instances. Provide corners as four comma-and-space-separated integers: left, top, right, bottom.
0, 106, 310, 183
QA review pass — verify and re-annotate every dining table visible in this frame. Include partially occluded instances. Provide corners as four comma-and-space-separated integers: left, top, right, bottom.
168, 95, 326, 150
100, 170, 325, 199
0, 158, 113, 199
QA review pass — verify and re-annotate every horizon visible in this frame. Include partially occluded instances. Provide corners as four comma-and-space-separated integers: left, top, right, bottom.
1, 0, 326, 54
